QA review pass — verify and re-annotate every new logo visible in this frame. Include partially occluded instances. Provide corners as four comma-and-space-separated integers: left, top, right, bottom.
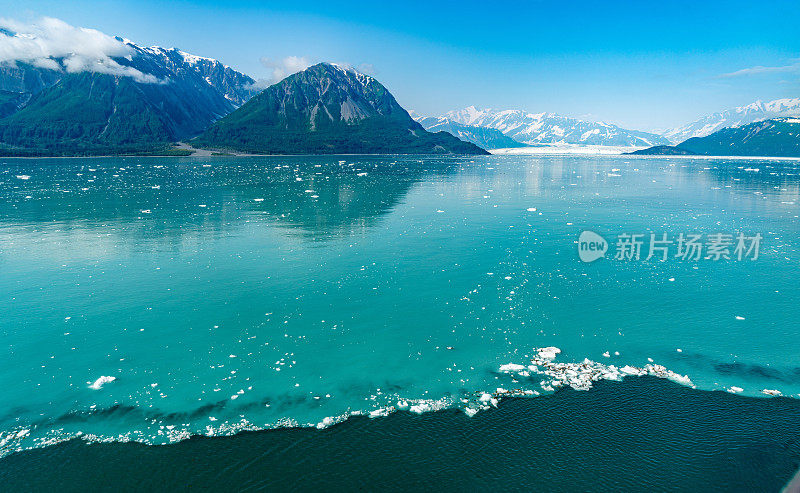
578, 230, 607, 263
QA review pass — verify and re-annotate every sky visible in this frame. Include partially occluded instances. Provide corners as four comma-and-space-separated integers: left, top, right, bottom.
0, 0, 798, 132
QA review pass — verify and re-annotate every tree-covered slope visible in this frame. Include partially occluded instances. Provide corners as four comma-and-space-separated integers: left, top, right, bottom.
677, 118, 800, 157
194, 63, 488, 155
0, 72, 177, 155
629, 118, 800, 157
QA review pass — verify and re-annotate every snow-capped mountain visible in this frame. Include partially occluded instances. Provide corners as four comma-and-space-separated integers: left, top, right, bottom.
0, 37, 261, 154
634, 117, 800, 157
412, 114, 528, 149
664, 98, 800, 144
438, 106, 670, 147
0, 39, 259, 121
125, 42, 260, 106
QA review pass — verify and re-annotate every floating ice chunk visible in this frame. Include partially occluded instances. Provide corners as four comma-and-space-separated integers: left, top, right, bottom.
479, 393, 493, 403
602, 351, 610, 358
369, 408, 390, 418
762, 389, 782, 396
499, 363, 526, 372
464, 407, 479, 417
409, 403, 431, 414
646, 364, 692, 386
526, 207, 537, 212
498, 347, 694, 398
735, 316, 745, 320
16, 175, 30, 180
537, 347, 561, 359
88, 376, 116, 390
253, 198, 264, 202
727, 386, 744, 394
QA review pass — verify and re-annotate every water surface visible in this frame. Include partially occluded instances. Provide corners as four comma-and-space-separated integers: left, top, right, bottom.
1, 154, 798, 455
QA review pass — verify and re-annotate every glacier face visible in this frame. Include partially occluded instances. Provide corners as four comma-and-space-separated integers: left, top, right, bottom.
433, 106, 670, 147
664, 98, 800, 144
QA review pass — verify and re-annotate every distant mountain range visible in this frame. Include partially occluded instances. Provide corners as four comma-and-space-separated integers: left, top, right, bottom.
0, 40, 259, 156
632, 118, 800, 157
664, 98, 800, 144
411, 114, 528, 149
194, 63, 487, 155
414, 106, 671, 148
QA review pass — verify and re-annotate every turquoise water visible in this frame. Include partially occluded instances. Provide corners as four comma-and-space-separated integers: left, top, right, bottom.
1, 154, 799, 456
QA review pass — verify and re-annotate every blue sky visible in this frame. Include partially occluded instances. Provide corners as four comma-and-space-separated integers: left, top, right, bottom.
2, 0, 798, 131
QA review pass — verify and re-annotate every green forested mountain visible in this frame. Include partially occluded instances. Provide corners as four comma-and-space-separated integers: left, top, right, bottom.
0, 41, 258, 156
0, 72, 174, 155
631, 118, 800, 157
677, 118, 800, 157
194, 63, 488, 155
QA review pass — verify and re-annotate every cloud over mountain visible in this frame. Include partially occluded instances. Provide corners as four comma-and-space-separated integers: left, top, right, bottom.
0, 17, 161, 83
259, 55, 311, 84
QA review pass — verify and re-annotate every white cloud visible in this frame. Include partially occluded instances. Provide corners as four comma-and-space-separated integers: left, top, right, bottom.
356, 63, 375, 76
718, 59, 800, 78
259, 55, 312, 83
0, 17, 162, 84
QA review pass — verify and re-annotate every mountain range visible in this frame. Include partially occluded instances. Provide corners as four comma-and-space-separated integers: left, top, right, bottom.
663, 98, 800, 144
414, 106, 671, 148
0, 40, 260, 156
0, 24, 797, 157
193, 63, 487, 155
411, 114, 528, 149
632, 117, 800, 157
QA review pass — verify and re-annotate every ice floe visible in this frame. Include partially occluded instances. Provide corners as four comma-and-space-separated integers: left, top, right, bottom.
498, 347, 693, 394
87, 376, 116, 390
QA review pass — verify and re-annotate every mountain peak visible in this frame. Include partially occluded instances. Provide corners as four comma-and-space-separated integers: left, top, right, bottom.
194, 65, 487, 155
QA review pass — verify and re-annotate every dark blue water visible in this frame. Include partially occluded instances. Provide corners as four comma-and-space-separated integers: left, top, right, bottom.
0, 377, 798, 491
